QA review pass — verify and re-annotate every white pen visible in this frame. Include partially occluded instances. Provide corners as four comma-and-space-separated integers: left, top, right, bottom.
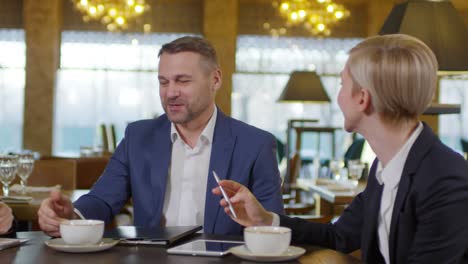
213, 171, 238, 219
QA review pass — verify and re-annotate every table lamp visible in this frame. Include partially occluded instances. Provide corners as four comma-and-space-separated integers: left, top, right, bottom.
278, 71, 331, 183
278, 71, 331, 103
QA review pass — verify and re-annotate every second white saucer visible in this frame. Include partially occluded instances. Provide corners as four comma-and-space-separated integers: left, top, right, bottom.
229, 245, 306, 262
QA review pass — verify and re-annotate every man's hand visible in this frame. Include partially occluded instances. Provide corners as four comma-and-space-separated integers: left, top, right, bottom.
212, 180, 273, 227
38, 190, 76, 237
0, 202, 13, 234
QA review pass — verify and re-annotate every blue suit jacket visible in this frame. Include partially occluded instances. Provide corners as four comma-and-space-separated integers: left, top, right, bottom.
280, 123, 468, 263
74, 109, 284, 235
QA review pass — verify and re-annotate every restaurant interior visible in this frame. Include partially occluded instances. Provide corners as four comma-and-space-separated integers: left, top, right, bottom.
0, 0, 467, 262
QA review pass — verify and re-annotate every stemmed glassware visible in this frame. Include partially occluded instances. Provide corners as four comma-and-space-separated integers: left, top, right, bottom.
17, 152, 35, 194
347, 159, 365, 186
0, 155, 19, 197
329, 159, 345, 181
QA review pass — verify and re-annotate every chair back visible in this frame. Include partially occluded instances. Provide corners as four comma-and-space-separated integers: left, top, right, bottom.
28, 159, 77, 190
75, 157, 109, 189
275, 138, 285, 165
99, 123, 109, 152
283, 152, 301, 192
108, 124, 117, 152
344, 138, 365, 161
461, 138, 468, 153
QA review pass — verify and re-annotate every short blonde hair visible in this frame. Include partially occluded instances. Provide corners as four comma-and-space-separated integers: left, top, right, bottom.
347, 34, 438, 123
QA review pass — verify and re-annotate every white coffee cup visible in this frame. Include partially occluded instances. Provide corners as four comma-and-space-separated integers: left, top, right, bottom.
60, 219, 104, 245
244, 226, 291, 255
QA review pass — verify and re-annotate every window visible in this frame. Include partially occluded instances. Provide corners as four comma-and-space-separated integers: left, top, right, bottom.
54, 31, 192, 156
234, 35, 468, 159
233, 35, 361, 160
439, 76, 468, 153
0, 29, 25, 151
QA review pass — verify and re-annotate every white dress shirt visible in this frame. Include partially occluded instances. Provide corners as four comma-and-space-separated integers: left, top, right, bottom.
376, 122, 423, 263
162, 107, 217, 227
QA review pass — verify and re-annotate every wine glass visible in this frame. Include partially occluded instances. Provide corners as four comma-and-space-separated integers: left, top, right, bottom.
17, 152, 35, 194
0, 155, 19, 197
347, 159, 365, 186
329, 159, 344, 181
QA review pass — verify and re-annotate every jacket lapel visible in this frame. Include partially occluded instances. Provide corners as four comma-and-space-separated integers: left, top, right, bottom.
362, 160, 384, 261
148, 116, 172, 227
204, 109, 236, 233
388, 123, 437, 263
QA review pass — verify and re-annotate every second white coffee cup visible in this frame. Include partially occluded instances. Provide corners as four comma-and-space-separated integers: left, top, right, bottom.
244, 226, 291, 255
60, 219, 104, 245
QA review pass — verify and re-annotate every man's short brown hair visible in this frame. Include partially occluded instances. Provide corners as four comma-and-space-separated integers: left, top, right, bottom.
158, 36, 219, 71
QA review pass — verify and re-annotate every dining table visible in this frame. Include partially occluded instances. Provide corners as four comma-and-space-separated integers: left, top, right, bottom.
1, 231, 362, 264
295, 178, 366, 217
2, 189, 89, 226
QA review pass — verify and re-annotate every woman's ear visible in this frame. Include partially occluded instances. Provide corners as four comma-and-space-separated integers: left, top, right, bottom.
360, 88, 373, 115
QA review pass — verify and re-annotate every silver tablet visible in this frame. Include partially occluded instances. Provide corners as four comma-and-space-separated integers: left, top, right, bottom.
167, 239, 244, 257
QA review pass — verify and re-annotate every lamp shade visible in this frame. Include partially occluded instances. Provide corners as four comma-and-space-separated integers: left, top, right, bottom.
379, 0, 468, 72
278, 71, 331, 103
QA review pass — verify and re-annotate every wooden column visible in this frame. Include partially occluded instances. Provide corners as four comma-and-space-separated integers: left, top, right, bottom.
203, 0, 238, 116
23, 0, 62, 155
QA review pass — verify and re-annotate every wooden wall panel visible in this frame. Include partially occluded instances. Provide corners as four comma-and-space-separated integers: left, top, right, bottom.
0, 0, 23, 28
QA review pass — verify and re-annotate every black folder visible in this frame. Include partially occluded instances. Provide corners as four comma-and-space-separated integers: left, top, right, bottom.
104, 225, 202, 246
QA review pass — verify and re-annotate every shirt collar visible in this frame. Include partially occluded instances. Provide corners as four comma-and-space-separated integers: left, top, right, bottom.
376, 122, 423, 188
170, 106, 217, 146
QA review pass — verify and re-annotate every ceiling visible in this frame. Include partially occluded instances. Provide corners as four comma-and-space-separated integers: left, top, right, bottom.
246, 0, 468, 9
240, 0, 468, 37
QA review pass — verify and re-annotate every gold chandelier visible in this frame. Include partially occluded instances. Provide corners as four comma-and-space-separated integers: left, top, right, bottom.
72, 0, 151, 32
269, 0, 350, 36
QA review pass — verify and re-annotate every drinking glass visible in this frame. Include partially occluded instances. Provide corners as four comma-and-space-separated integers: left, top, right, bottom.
17, 153, 35, 194
0, 155, 19, 197
348, 159, 365, 186
330, 159, 345, 181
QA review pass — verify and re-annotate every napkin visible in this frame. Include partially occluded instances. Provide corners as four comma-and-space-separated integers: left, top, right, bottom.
0, 238, 29, 250
0, 196, 33, 204
9, 184, 62, 193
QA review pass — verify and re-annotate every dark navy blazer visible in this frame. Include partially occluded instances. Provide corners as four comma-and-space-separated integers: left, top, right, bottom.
280, 123, 468, 263
74, 109, 284, 235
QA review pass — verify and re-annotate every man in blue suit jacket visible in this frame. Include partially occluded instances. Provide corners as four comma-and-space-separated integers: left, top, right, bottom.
38, 36, 283, 236
214, 34, 468, 263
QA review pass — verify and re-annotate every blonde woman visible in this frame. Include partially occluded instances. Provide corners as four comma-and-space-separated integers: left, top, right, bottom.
213, 34, 468, 263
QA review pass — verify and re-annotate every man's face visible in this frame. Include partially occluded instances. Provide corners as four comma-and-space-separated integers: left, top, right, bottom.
158, 52, 220, 125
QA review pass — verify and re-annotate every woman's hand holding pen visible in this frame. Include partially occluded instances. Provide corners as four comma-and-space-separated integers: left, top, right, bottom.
212, 180, 273, 227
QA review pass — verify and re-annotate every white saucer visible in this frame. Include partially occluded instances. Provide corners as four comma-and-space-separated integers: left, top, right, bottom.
44, 238, 118, 253
229, 245, 306, 262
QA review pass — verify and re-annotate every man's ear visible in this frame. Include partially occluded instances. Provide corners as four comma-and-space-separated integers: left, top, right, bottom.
212, 68, 222, 92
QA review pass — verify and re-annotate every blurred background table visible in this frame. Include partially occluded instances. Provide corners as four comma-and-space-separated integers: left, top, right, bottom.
296, 178, 366, 217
